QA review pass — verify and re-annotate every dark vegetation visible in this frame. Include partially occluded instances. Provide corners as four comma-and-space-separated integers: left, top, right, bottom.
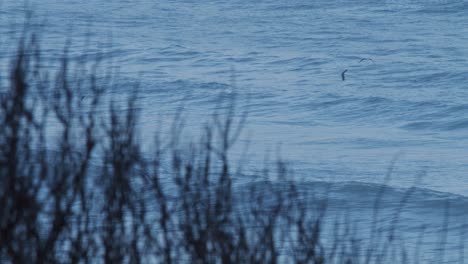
0, 28, 460, 263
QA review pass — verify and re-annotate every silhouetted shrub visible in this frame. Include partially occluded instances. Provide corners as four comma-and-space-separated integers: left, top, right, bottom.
0, 27, 458, 264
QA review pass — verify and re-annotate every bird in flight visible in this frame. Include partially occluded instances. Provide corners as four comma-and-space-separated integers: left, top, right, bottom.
341, 69, 348, 81
359, 58, 374, 63
341, 58, 374, 80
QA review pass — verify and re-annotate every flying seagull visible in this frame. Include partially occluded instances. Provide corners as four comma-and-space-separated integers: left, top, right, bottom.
359, 58, 374, 63
341, 69, 348, 81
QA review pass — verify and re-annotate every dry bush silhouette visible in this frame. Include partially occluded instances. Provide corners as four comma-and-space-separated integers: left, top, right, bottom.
0, 28, 459, 264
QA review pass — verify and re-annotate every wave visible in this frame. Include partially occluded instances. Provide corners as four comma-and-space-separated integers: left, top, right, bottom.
402, 119, 468, 131
237, 179, 468, 217
406, 0, 468, 14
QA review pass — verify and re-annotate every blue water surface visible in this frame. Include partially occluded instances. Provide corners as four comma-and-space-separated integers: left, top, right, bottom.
2, 0, 468, 262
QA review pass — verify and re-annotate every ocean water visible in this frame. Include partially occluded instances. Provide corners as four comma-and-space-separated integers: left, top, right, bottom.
2, 0, 468, 262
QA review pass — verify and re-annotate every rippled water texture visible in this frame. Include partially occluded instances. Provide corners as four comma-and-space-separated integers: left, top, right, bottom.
3, 0, 468, 261
2, 0, 468, 193
2, 0, 468, 191
2, 2, 468, 259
